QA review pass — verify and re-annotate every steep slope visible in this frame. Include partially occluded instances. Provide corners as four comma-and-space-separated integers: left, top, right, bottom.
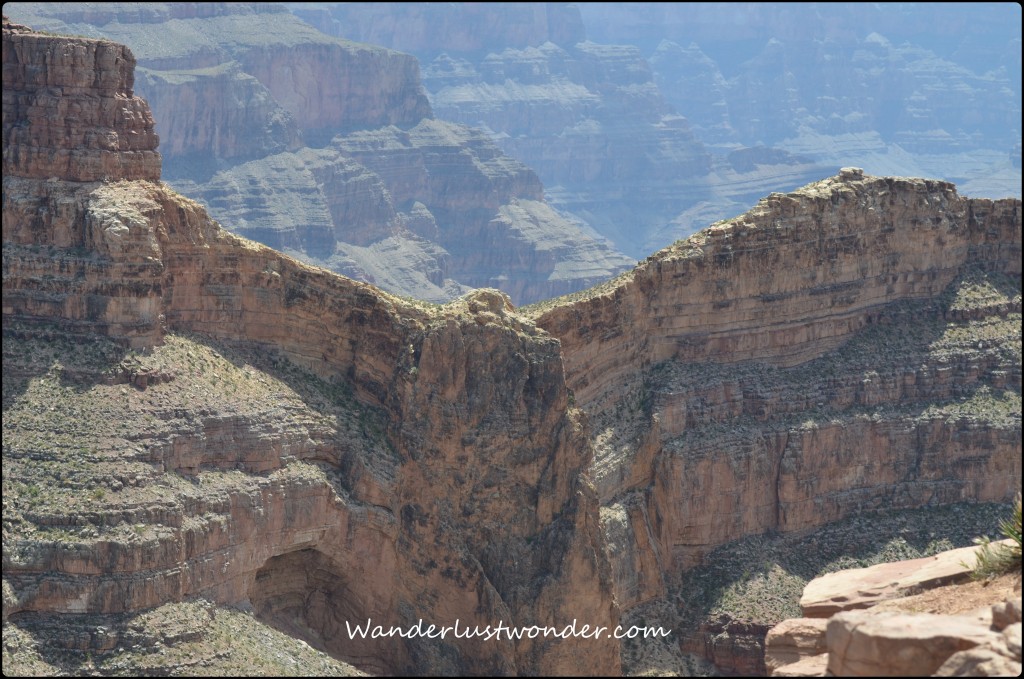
527, 167, 1022, 672
3, 2, 632, 305
2, 18, 619, 676
4, 12, 1022, 678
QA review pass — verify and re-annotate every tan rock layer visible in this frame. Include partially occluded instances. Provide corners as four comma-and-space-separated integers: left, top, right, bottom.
1, 21, 619, 675
536, 171, 1021, 409
535, 170, 1021, 609
2, 19, 160, 181
2, 178, 621, 674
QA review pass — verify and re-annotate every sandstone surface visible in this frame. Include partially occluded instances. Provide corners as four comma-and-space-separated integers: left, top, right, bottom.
2, 17, 160, 182
2, 19, 619, 676
825, 610, 1017, 676
800, 541, 1015, 618
766, 539, 1023, 677
764, 617, 828, 673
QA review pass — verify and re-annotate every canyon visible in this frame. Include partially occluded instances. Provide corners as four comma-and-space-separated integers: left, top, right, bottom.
2, 2, 632, 306
2, 9, 1022, 679
290, 2, 1021, 255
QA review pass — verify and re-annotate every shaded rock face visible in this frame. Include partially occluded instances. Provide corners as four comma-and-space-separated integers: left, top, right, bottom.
682, 614, 772, 676
136, 61, 301, 166
1, 22, 619, 676
3, 2, 630, 306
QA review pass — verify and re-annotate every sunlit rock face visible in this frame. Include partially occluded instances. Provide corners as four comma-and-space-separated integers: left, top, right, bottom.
2, 18, 620, 675
2, 2, 631, 306
532, 168, 1021, 605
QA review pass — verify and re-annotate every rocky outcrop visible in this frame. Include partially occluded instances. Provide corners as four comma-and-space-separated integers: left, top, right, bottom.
800, 542, 1011, 618
683, 614, 772, 676
2, 21, 619, 676
826, 608, 1022, 677
766, 542, 1023, 677
536, 168, 1020, 407
764, 618, 828, 676
530, 167, 1021, 646
3, 3, 630, 306
1, 17, 160, 182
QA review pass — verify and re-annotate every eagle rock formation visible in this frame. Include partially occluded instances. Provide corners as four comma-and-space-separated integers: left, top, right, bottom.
2, 2, 632, 306
3, 13, 1022, 678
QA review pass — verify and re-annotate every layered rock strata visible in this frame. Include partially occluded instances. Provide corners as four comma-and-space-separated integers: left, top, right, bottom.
3, 2, 631, 305
2, 20, 619, 676
1, 17, 160, 182
529, 166, 1022, 671
288, 1, 834, 258
581, 3, 1022, 199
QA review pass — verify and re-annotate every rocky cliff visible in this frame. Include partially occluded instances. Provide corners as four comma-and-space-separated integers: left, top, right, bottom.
289, 1, 834, 259
4, 12, 1022, 679
302, 2, 1019, 254
1, 19, 160, 183
3, 2, 631, 306
526, 166, 1021, 672
2, 18, 619, 675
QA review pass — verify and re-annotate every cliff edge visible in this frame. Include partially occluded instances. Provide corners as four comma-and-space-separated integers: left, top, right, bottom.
2, 17, 619, 676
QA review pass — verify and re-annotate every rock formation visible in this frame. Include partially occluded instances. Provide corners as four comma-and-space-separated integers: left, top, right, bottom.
1, 18, 160, 182
765, 541, 1022, 677
3, 10, 1022, 678
288, 1, 834, 259
580, 3, 1022, 200
528, 166, 1021, 672
2, 2, 631, 306
2, 17, 619, 675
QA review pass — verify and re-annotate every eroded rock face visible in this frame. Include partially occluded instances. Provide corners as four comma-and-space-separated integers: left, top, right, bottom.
799, 542, 1013, 618
1, 20, 619, 676
2, 3, 631, 306
1, 17, 160, 182
531, 168, 1022, 651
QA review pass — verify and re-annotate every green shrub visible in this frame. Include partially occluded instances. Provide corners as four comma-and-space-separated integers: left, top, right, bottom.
970, 493, 1022, 579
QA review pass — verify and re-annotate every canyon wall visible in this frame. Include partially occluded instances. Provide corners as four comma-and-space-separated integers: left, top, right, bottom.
529, 167, 1021, 673
3, 2, 631, 306
289, 1, 834, 258
532, 165, 1021, 598
2, 18, 619, 675
581, 3, 1022, 199
3, 11, 1021, 677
